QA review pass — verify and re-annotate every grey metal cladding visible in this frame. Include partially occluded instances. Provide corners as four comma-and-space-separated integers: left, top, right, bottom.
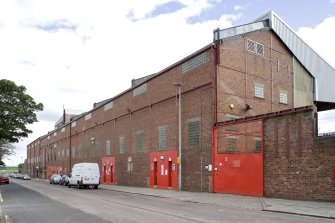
256, 11, 335, 103
215, 11, 335, 103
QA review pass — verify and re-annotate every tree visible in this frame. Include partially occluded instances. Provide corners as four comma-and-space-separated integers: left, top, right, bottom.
0, 79, 43, 143
0, 140, 15, 165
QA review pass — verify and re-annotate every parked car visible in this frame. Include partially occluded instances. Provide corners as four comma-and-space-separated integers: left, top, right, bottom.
22, 174, 31, 180
0, 175, 9, 184
68, 163, 100, 189
50, 174, 62, 184
59, 175, 69, 186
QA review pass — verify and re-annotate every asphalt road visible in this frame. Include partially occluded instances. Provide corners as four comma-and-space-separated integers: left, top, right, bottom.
1, 179, 333, 223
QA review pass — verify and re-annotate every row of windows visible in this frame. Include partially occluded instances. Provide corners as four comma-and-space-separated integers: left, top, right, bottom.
44, 119, 201, 162
254, 83, 288, 104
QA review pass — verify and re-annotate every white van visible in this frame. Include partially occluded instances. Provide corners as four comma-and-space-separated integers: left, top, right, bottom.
68, 163, 100, 189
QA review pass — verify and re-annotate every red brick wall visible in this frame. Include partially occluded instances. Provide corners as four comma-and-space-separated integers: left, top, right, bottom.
264, 109, 335, 201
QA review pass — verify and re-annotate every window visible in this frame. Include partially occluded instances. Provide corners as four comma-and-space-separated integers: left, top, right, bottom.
78, 145, 82, 158
227, 137, 236, 152
255, 137, 262, 152
105, 140, 111, 156
62, 150, 65, 160
135, 131, 144, 152
71, 121, 76, 127
254, 83, 264, 99
95, 140, 100, 157
119, 135, 125, 154
158, 126, 167, 150
66, 147, 69, 158
86, 143, 90, 158
104, 101, 113, 111
188, 118, 200, 148
247, 39, 264, 56
72, 146, 75, 159
61, 127, 65, 132
54, 132, 57, 136
182, 52, 208, 74
133, 83, 147, 97
280, 90, 288, 104
85, 113, 91, 120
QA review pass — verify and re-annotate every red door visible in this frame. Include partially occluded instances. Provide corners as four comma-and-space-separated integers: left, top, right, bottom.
154, 161, 157, 186
168, 161, 172, 188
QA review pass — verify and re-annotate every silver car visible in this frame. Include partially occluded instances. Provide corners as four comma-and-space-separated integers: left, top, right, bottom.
49, 174, 62, 184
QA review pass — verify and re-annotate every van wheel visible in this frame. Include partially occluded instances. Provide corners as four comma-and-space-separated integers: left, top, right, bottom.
68, 184, 71, 188
94, 185, 98, 189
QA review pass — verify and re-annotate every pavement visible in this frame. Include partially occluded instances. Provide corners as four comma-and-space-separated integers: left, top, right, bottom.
99, 184, 335, 220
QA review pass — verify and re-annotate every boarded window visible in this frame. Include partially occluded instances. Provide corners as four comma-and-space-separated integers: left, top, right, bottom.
188, 118, 200, 148
135, 131, 144, 152
95, 140, 100, 157
158, 126, 167, 150
182, 52, 208, 74
119, 135, 125, 154
254, 83, 264, 99
106, 139, 111, 156
133, 83, 147, 96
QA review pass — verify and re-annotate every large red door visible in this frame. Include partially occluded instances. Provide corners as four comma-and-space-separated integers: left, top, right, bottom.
213, 120, 264, 196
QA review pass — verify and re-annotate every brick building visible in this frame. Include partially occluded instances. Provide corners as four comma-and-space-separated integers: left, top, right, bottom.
26, 11, 335, 201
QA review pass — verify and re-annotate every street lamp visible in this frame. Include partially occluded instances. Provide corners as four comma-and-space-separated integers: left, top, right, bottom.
174, 82, 182, 191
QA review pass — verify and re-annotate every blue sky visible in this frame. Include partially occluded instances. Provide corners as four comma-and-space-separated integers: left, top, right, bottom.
1, 0, 335, 165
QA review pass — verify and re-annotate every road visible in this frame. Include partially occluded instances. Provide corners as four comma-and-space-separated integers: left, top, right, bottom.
0, 179, 333, 223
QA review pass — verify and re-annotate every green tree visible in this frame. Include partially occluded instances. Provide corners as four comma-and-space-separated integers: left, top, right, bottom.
0, 140, 15, 164
0, 79, 43, 143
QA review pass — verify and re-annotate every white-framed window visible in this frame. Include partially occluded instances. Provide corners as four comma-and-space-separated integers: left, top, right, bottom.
279, 90, 288, 104
254, 83, 264, 99
104, 101, 113, 111
85, 113, 91, 120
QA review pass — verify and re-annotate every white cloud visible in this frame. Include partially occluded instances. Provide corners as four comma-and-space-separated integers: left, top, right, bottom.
297, 16, 335, 68
0, 0, 239, 165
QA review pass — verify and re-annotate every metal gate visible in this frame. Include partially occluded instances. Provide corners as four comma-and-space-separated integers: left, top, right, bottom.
213, 119, 264, 196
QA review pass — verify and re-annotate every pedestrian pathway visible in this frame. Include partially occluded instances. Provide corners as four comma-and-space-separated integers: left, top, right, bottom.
100, 184, 335, 219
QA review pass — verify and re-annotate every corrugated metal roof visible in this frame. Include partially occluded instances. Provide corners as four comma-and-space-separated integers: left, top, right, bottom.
214, 11, 335, 104
255, 11, 335, 103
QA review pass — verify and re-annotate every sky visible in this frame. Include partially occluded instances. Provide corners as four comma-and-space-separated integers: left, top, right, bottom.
1, 0, 335, 166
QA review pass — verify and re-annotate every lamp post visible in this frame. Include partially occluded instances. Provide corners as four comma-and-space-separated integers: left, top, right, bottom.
174, 83, 182, 191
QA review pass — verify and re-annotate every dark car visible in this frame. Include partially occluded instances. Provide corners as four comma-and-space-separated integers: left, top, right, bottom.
49, 174, 62, 184
59, 175, 69, 186
0, 175, 9, 184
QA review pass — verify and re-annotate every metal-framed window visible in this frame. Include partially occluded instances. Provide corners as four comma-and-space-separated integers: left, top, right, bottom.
119, 135, 125, 154
105, 139, 111, 156
86, 143, 90, 158
247, 39, 264, 56
188, 118, 200, 148
254, 83, 264, 99
182, 52, 208, 74
78, 145, 82, 158
85, 113, 91, 120
95, 140, 100, 157
279, 90, 288, 104
135, 131, 144, 152
158, 126, 167, 150
255, 137, 262, 152
72, 146, 75, 159
227, 137, 237, 152
133, 83, 147, 97
104, 101, 113, 111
